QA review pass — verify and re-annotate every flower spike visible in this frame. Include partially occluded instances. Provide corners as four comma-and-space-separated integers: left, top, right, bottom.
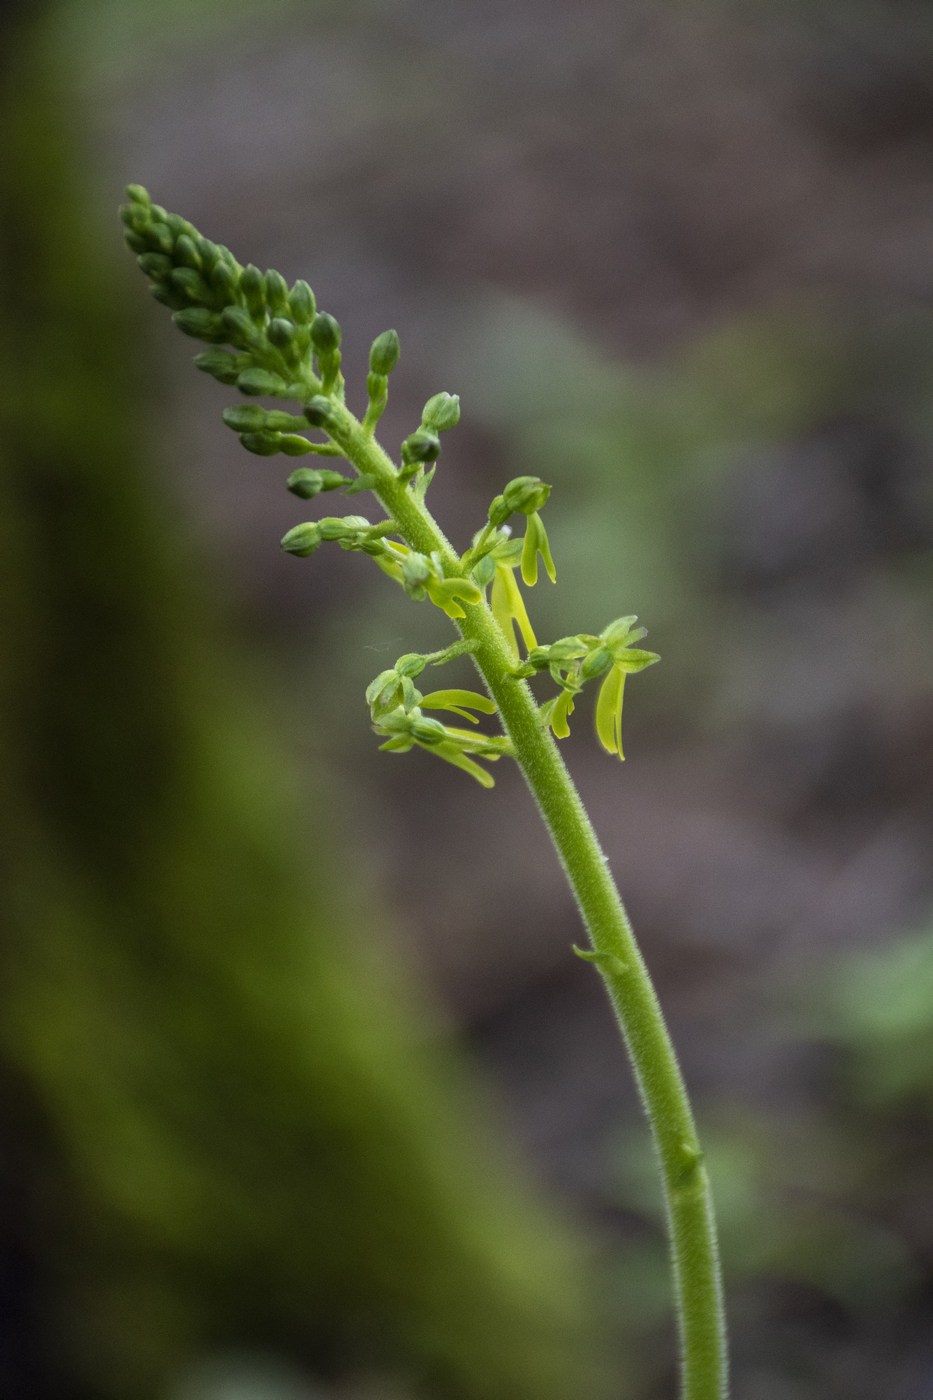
122, 189, 725, 1393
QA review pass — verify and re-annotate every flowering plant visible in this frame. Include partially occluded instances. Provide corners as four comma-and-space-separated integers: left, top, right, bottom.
121, 183, 728, 1400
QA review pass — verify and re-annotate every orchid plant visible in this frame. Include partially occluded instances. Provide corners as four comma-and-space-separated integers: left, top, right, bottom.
121, 183, 728, 1400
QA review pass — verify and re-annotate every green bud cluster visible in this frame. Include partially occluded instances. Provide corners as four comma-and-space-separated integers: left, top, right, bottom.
219, 403, 323, 458
400, 429, 441, 472
120, 185, 322, 404
280, 514, 397, 559
395, 392, 459, 484
395, 390, 461, 483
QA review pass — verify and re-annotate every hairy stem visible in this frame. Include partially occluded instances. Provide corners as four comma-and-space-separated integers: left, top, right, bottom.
327, 404, 728, 1400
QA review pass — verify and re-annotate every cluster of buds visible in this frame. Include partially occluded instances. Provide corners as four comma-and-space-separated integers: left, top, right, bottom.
397, 390, 462, 483
366, 647, 509, 787
120, 184, 342, 405
278, 517, 482, 622
220, 404, 323, 459
280, 514, 397, 559
515, 617, 660, 758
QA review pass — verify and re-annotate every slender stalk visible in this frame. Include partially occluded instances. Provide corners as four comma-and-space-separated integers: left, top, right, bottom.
328, 406, 728, 1400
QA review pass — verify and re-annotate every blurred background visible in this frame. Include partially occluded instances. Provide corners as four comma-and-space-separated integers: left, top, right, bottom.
2, 0, 933, 1396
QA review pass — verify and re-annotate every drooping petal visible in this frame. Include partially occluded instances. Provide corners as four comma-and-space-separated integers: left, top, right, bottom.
491, 564, 538, 659
426, 574, 483, 619
419, 689, 497, 723
595, 665, 625, 759
519, 512, 557, 587
431, 744, 496, 788
550, 687, 576, 739
536, 513, 557, 584
520, 516, 540, 587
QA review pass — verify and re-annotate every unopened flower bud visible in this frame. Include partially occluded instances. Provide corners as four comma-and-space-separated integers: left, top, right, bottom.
210, 261, 239, 303
317, 515, 368, 541
278, 434, 314, 456
236, 367, 288, 396
164, 210, 191, 238
503, 476, 551, 515
240, 264, 266, 317
174, 234, 202, 270
195, 236, 220, 272
264, 269, 290, 316
580, 646, 613, 681
119, 203, 146, 230
281, 522, 321, 557
150, 282, 187, 310
267, 317, 296, 349
221, 305, 259, 347
222, 404, 269, 432
310, 312, 341, 354
170, 267, 212, 303
421, 391, 460, 432
149, 223, 174, 254
288, 280, 316, 324
369, 328, 400, 376
193, 350, 248, 384
137, 252, 172, 280
401, 430, 441, 465
396, 653, 427, 678
240, 432, 281, 456
286, 468, 326, 499
172, 308, 224, 341
304, 396, 338, 429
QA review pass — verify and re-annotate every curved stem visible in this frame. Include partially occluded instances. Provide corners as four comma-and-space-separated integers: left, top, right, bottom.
330, 406, 728, 1400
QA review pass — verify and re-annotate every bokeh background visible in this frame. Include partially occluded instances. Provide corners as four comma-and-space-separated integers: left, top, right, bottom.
2, 1, 933, 1397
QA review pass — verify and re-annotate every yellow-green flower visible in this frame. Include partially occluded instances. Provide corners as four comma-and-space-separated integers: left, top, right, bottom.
593, 618, 659, 760
490, 561, 538, 659
520, 511, 556, 587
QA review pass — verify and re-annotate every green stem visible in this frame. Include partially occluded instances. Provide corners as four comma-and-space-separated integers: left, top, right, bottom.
329, 404, 728, 1400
